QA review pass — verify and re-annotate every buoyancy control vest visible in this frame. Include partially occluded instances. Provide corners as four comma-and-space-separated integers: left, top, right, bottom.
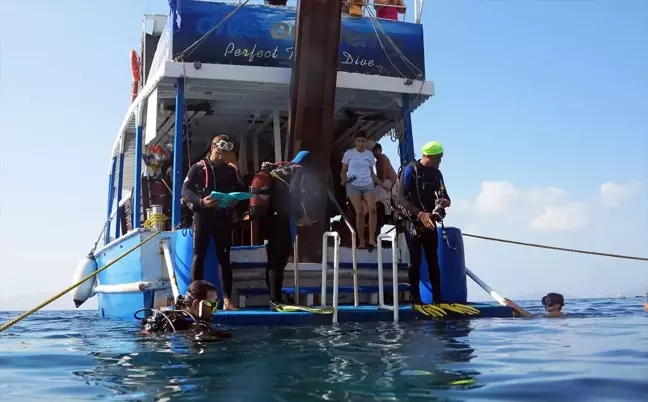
395, 161, 448, 236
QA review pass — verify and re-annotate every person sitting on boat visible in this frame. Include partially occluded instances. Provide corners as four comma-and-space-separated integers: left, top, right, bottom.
181, 134, 245, 311
341, 131, 382, 250
505, 293, 567, 318
373, 142, 398, 215
140, 280, 232, 339
396, 141, 477, 318
374, 0, 405, 21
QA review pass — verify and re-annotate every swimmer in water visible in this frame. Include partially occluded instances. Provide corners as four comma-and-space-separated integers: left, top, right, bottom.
505, 293, 566, 318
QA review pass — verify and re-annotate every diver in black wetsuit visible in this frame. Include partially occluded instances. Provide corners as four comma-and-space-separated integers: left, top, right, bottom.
249, 155, 322, 310
181, 135, 245, 311
139, 280, 232, 340
397, 141, 478, 318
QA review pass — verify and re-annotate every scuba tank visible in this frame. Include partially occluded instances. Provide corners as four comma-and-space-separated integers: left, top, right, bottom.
248, 151, 314, 222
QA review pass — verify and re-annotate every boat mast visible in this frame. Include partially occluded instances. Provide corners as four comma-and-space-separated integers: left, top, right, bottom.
288, 0, 343, 261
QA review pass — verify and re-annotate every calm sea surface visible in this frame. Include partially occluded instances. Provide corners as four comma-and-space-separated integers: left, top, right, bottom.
1, 298, 647, 401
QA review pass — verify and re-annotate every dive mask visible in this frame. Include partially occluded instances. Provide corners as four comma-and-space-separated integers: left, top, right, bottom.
213, 140, 234, 152
541, 293, 564, 307
198, 300, 218, 318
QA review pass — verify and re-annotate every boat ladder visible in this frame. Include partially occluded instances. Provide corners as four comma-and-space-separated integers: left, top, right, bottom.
320, 229, 400, 323
377, 231, 399, 322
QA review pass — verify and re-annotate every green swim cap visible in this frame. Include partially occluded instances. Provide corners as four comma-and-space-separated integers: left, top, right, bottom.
422, 141, 444, 156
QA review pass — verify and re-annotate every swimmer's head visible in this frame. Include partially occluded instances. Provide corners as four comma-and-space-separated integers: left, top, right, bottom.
185, 280, 219, 321
541, 293, 564, 312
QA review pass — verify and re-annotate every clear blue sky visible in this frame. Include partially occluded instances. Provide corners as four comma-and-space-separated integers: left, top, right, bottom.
1, 0, 646, 310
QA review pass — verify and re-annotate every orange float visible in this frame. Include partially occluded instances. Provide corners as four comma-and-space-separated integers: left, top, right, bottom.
130, 50, 140, 81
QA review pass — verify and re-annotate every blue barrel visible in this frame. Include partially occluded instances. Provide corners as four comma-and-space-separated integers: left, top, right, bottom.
419, 226, 468, 304
173, 230, 222, 303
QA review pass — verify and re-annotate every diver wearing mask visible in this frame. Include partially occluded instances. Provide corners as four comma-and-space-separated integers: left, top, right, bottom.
505, 293, 566, 318
139, 280, 232, 339
396, 141, 478, 318
182, 135, 246, 311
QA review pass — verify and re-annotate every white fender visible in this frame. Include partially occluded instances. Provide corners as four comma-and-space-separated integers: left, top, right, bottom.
71, 253, 98, 308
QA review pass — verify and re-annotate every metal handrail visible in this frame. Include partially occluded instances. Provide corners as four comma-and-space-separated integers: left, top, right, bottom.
326, 189, 359, 307
161, 238, 181, 301
321, 231, 341, 323
293, 233, 300, 303
377, 231, 399, 322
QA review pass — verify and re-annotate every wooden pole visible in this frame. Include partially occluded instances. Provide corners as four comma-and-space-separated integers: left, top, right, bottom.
289, 0, 343, 262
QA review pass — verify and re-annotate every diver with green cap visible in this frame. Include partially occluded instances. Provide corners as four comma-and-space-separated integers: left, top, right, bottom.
396, 141, 479, 318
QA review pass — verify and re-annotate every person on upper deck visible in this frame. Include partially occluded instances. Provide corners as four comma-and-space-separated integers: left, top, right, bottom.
396, 141, 478, 318
181, 135, 245, 311
374, 0, 406, 21
140, 280, 232, 340
341, 131, 382, 250
505, 293, 567, 318
346, 0, 365, 17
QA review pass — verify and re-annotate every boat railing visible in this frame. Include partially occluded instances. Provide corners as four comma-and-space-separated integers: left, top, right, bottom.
359, 1, 409, 21
321, 231, 341, 323
326, 189, 359, 307
377, 230, 399, 322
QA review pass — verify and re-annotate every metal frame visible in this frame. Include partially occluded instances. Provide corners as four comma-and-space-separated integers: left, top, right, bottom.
327, 189, 359, 306
321, 231, 341, 323
399, 93, 415, 165
293, 233, 300, 303
171, 77, 185, 228
94, 281, 169, 294
162, 238, 181, 301
273, 109, 282, 162
105, 157, 117, 245
377, 231, 399, 322
133, 108, 144, 229
114, 137, 125, 238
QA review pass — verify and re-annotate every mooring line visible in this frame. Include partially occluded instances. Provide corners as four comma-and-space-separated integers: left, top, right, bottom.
462, 233, 648, 262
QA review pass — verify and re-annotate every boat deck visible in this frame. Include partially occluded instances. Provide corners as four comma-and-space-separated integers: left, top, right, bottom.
212, 303, 514, 326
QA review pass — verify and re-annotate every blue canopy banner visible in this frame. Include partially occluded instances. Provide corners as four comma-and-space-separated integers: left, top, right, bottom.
169, 0, 425, 79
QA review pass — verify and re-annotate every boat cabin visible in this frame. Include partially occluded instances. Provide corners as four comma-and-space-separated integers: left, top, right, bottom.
102, 0, 435, 312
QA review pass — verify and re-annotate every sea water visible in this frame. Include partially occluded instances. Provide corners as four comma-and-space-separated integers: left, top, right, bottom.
1, 298, 646, 401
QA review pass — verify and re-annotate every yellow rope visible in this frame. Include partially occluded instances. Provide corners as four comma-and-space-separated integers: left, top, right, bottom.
143, 213, 168, 230
0, 231, 161, 333
160, 178, 172, 193
462, 233, 648, 262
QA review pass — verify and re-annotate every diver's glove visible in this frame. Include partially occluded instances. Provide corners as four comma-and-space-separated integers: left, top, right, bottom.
413, 303, 447, 318
439, 303, 480, 315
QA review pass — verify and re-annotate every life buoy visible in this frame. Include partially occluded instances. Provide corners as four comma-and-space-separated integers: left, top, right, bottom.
249, 171, 272, 220
130, 50, 140, 81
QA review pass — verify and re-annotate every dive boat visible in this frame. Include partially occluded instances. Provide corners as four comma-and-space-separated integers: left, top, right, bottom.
71, 0, 513, 325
